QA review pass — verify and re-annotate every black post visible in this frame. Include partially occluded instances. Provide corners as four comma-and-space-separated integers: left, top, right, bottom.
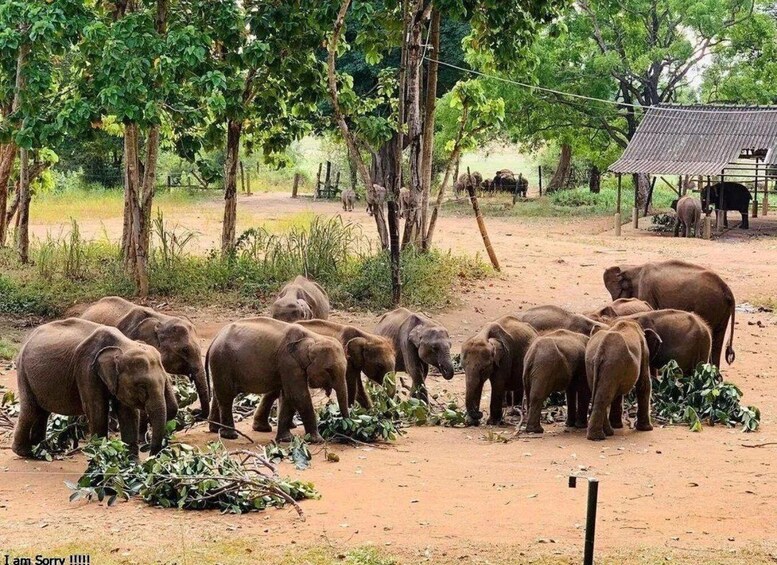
538, 165, 543, 196
569, 475, 599, 565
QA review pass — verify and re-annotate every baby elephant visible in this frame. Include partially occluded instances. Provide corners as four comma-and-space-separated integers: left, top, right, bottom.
585, 298, 653, 322
207, 317, 349, 443
671, 196, 702, 238
254, 320, 395, 423
523, 329, 589, 433
270, 275, 330, 322
341, 188, 356, 212
515, 305, 606, 335
13, 319, 177, 457
399, 187, 411, 218
462, 316, 537, 426
585, 320, 660, 441
375, 307, 454, 403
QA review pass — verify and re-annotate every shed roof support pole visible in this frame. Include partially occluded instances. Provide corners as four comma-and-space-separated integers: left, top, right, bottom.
754, 161, 759, 218
614, 173, 622, 236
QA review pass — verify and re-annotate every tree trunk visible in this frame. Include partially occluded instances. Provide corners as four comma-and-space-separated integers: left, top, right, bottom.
122, 123, 140, 270
16, 148, 30, 263
588, 165, 600, 193
221, 119, 242, 255
633, 173, 650, 212
419, 8, 440, 251
546, 143, 572, 192
6, 160, 47, 229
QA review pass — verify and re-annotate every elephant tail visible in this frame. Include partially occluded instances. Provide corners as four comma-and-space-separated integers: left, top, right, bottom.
725, 296, 736, 365
204, 342, 212, 397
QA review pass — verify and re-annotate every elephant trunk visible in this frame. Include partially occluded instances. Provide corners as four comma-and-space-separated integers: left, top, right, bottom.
191, 360, 210, 420
164, 378, 179, 423
334, 377, 350, 420
465, 376, 484, 426
437, 353, 455, 381
146, 397, 169, 456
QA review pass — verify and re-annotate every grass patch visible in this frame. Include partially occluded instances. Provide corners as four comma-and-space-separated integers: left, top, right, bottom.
0, 338, 17, 361
0, 216, 490, 318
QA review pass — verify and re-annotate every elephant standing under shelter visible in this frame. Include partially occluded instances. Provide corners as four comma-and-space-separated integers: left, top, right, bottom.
671, 195, 703, 237
603, 260, 735, 368
207, 317, 349, 443
13, 318, 177, 457
80, 296, 209, 417
270, 275, 330, 322
705, 181, 752, 229
375, 308, 454, 403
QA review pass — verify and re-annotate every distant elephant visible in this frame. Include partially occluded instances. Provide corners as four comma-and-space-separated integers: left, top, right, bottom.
454, 172, 483, 195
585, 319, 659, 441
515, 174, 528, 198
80, 296, 208, 417
375, 307, 454, 403
399, 187, 414, 219
492, 169, 516, 193
705, 182, 752, 229
255, 320, 395, 422
515, 305, 606, 335
622, 309, 712, 374
13, 318, 177, 457
462, 316, 537, 426
585, 298, 653, 321
367, 184, 387, 216
270, 275, 330, 322
523, 329, 589, 433
206, 317, 349, 443
603, 260, 735, 367
671, 196, 702, 237
341, 189, 356, 212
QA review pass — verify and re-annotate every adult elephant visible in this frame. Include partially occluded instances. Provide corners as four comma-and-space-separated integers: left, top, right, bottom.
515, 305, 606, 335
603, 260, 735, 368
80, 296, 208, 417
462, 316, 537, 426
256, 320, 395, 416
270, 275, 330, 322
375, 308, 454, 403
13, 319, 177, 457
206, 317, 349, 443
705, 182, 752, 229
585, 298, 653, 321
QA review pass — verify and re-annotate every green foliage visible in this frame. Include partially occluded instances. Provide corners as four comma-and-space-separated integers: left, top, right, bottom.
68, 439, 319, 514
265, 437, 313, 471
317, 403, 403, 444
0, 338, 17, 361
646, 362, 760, 432
648, 213, 676, 233
32, 415, 89, 461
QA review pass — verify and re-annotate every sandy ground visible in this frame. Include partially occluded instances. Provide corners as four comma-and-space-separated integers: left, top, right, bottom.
3, 192, 777, 563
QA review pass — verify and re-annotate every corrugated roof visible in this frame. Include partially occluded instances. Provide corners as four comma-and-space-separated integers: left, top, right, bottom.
609, 104, 777, 175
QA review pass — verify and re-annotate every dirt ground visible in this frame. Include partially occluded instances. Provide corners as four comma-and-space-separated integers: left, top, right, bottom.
4, 193, 777, 564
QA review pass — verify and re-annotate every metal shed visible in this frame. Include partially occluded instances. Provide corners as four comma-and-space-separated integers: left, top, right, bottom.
608, 104, 777, 235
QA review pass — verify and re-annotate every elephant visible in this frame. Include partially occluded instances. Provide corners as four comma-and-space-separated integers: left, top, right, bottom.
12, 318, 177, 457
514, 305, 606, 336
462, 316, 537, 426
269, 275, 330, 322
254, 320, 395, 425
206, 317, 349, 443
375, 307, 455, 403
399, 187, 411, 218
492, 169, 516, 193
671, 196, 702, 237
80, 296, 208, 418
705, 181, 752, 229
585, 319, 659, 441
603, 260, 735, 367
585, 298, 653, 321
454, 172, 483, 196
341, 188, 356, 212
515, 174, 528, 198
523, 329, 589, 433
622, 309, 712, 375
367, 183, 387, 216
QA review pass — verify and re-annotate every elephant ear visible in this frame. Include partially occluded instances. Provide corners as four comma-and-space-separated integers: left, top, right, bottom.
93, 346, 123, 396
296, 299, 313, 320
345, 337, 368, 366
487, 323, 512, 368
487, 338, 506, 367
603, 266, 633, 299
408, 324, 425, 348
286, 328, 314, 370
643, 328, 663, 361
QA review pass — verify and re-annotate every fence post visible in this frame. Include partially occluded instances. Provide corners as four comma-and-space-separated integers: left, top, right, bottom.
466, 167, 500, 272
292, 172, 301, 199
569, 475, 599, 565
538, 165, 543, 196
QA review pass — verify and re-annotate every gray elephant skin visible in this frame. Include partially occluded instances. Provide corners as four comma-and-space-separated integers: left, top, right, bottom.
341, 189, 356, 212
206, 317, 349, 443
270, 275, 330, 322
375, 307, 454, 403
671, 196, 702, 237
515, 305, 606, 335
462, 316, 537, 426
585, 319, 659, 441
80, 296, 209, 418
255, 319, 395, 419
523, 329, 589, 433
603, 260, 735, 367
13, 318, 177, 457
705, 182, 752, 229
586, 298, 653, 321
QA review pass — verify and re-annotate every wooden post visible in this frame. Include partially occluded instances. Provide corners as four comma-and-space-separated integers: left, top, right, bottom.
324, 161, 332, 195
466, 167, 500, 272
291, 172, 301, 198
538, 165, 543, 196
764, 177, 769, 216
753, 161, 759, 218
315, 163, 322, 198
334, 170, 341, 196
239, 160, 246, 194
167, 175, 171, 190
703, 214, 712, 240
632, 175, 639, 228
614, 173, 622, 236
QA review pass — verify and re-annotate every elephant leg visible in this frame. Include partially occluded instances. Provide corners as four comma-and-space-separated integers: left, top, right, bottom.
253, 391, 278, 433
586, 395, 609, 441
487, 378, 506, 426
208, 395, 221, 433
742, 211, 749, 229
575, 383, 590, 429
283, 387, 324, 444
354, 376, 372, 409
404, 350, 429, 404
275, 393, 296, 443
709, 326, 725, 369
609, 395, 623, 429
565, 384, 576, 428
723, 210, 729, 228
116, 404, 140, 459
12, 403, 45, 457
215, 391, 238, 440
346, 367, 360, 408
635, 363, 654, 431
138, 410, 149, 443
86, 401, 110, 439
29, 408, 51, 447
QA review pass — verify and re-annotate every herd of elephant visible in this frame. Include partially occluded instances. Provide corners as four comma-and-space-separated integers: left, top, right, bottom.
671, 181, 754, 236
10, 259, 737, 459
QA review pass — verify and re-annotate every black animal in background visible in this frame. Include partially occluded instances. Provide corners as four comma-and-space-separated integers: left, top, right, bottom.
705, 182, 752, 229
